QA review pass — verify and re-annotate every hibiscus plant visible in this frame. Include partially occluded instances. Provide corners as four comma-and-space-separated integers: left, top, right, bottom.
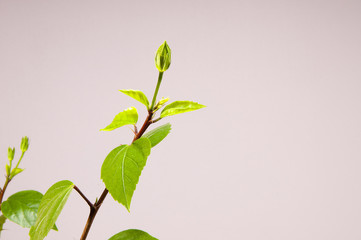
0, 41, 205, 240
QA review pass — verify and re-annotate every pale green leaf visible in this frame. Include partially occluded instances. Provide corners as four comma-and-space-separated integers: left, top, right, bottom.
119, 90, 149, 109
9, 168, 24, 179
1, 190, 57, 230
108, 229, 158, 240
101, 107, 138, 131
142, 123, 171, 147
29, 180, 74, 240
101, 138, 151, 211
154, 97, 170, 111
5, 164, 10, 176
160, 101, 206, 118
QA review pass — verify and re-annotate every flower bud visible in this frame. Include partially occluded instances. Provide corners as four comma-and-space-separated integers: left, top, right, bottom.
20, 136, 29, 152
155, 41, 171, 72
8, 147, 15, 161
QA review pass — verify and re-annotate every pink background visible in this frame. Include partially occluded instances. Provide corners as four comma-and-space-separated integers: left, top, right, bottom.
1, 0, 361, 239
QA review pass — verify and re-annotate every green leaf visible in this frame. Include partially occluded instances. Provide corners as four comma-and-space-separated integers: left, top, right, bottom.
154, 97, 170, 111
29, 180, 74, 240
143, 123, 171, 147
9, 168, 24, 179
101, 107, 138, 131
160, 101, 206, 118
5, 164, 10, 176
120, 90, 149, 109
0, 215, 6, 234
3, 190, 40, 228
108, 229, 158, 240
101, 138, 151, 211
1, 190, 57, 230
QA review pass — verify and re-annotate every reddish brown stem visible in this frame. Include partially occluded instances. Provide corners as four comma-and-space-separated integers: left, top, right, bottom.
79, 110, 154, 240
0, 177, 10, 210
74, 185, 95, 210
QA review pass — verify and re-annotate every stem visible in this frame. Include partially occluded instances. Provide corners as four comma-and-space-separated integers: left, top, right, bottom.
14, 152, 25, 171
79, 81, 162, 239
0, 151, 26, 209
80, 187, 110, 239
0, 177, 10, 210
74, 186, 95, 210
132, 110, 153, 142
150, 117, 162, 124
80, 112, 154, 240
150, 72, 163, 110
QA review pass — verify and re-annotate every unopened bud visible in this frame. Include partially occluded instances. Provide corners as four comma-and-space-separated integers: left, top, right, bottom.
155, 41, 171, 72
8, 147, 15, 161
20, 136, 29, 152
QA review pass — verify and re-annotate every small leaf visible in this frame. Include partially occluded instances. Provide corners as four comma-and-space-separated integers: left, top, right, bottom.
0, 215, 6, 234
29, 180, 74, 240
1, 190, 58, 231
160, 101, 206, 118
101, 107, 138, 131
143, 123, 171, 147
5, 164, 10, 176
9, 168, 24, 179
101, 138, 151, 211
108, 229, 158, 240
154, 97, 170, 111
119, 90, 149, 109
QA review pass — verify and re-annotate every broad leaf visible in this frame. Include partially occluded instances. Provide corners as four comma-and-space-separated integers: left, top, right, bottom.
108, 229, 158, 240
101, 107, 138, 131
29, 180, 74, 240
1, 190, 57, 230
160, 101, 205, 118
120, 90, 149, 109
101, 138, 151, 211
143, 123, 171, 147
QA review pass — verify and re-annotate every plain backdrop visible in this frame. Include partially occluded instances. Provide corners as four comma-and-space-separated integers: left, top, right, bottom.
1, 0, 361, 239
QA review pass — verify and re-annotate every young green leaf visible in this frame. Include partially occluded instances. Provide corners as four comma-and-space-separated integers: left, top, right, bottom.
0, 215, 6, 234
119, 90, 149, 109
101, 107, 138, 131
154, 97, 170, 111
5, 164, 10, 176
142, 123, 171, 147
160, 101, 206, 118
108, 229, 158, 240
1, 190, 57, 230
9, 168, 24, 179
101, 138, 151, 211
29, 180, 74, 240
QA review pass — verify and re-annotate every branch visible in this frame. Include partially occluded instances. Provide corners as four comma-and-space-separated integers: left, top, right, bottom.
80, 110, 155, 240
74, 185, 95, 210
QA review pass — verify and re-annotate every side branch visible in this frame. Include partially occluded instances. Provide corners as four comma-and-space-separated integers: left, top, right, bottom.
74, 185, 95, 210
0, 177, 11, 210
80, 110, 155, 240
132, 110, 153, 143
